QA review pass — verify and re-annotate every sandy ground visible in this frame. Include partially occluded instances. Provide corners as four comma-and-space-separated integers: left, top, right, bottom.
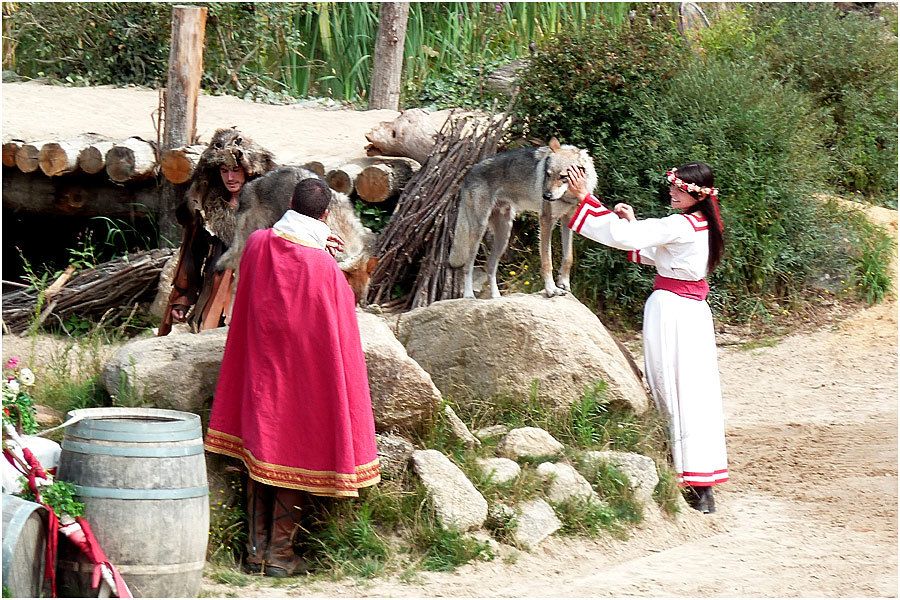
2, 81, 421, 168
2, 84, 897, 597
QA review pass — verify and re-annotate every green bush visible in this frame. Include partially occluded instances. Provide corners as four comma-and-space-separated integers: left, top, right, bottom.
516, 10, 687, 146
517, 15, 891, 322
8, 3, 170, 86
711, 4, 898, 205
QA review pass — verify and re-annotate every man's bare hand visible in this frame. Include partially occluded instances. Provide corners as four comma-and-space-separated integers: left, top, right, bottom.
326, 234, 345, 257
170, 304, 189, 323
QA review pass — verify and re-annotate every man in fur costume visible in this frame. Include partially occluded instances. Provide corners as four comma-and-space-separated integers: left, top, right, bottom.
159, 127, 276, 336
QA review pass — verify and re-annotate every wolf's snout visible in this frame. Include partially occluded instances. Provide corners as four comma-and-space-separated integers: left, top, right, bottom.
542, 191, 554, 200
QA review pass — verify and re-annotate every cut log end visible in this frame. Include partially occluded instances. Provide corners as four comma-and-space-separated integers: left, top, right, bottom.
39, 143, 77, 177
106, 147, 137, 183
356, 159, 419, 203
14, 144, 42, 173
2, 141, 23, 168
301, 161, 326, 177
105, 138, 157, 183
78, 141, 115, 175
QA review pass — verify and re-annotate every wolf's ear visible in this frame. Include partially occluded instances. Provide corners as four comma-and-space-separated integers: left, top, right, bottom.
548, 137, 561, 153
366, 256, 379, 275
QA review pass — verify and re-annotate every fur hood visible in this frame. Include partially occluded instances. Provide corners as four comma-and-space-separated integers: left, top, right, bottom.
184, 127, 277, 245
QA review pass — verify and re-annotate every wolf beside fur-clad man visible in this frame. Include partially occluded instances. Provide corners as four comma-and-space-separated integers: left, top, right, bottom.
204, 176, 381, 577
158, 127, 276, 336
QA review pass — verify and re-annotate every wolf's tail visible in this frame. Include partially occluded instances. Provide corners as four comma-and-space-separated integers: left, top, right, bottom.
449, 186, 478, 269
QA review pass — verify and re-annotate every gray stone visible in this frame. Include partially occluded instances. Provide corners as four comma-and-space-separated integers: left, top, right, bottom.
497, 427, 564, 461
512, 499, 561, 550
357, 311, 442, 434
375, 433, 415, 480
476, 457, 521, 485
537, 461, 601, 505
102, 310, 441, 434
102, 328, 227, 416
443, 405, 480, 448
396, 293, 650, 413
411, 449, 487, 531
581, 450, 659, 503
474, 424, 509, 441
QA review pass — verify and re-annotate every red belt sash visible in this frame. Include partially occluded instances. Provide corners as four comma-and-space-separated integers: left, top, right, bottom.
653, 274, 709, 301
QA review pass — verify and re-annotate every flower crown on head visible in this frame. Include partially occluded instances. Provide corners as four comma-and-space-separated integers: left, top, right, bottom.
666, 168, 719, 199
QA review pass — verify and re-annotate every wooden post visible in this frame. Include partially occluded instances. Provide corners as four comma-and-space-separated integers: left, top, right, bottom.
368, 2, 410, 110
159, 5, 207, 247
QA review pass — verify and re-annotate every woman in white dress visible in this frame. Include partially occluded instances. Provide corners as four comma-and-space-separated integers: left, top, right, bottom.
566, 162, 727, 514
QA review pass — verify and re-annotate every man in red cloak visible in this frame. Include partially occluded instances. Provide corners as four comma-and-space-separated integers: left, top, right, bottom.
204, 177, 380, 577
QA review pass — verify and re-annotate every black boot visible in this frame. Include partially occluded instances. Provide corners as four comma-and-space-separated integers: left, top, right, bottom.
700, 486, 716, 514
691, 486, 715, 514
683, 485, 702, 510
243, 478, 274, 574
264, 488, 310, 578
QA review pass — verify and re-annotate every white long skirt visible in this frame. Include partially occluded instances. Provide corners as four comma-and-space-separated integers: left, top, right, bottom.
643, 289, 728, 487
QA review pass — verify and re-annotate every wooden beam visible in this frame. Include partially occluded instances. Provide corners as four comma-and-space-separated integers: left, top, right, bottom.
159, 5, 208, 247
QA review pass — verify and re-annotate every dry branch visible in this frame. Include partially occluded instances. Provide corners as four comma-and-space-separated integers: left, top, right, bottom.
1, 249, 175, 334
366, 108, 513, 310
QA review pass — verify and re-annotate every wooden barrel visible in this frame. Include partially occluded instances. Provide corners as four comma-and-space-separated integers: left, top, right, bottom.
2, 494, 48, 598
56, 407, 209, 598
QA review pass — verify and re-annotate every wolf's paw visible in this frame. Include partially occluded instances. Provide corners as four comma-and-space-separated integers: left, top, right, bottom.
556, 279, 571, 292
543, 285, 568, 298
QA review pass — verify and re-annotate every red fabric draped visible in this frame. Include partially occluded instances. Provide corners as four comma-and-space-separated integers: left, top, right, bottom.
205, 229, 380, 497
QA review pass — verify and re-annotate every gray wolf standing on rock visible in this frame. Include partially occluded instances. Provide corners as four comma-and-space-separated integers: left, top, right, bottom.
448, 138, 598, 298
217, 166, 378, 304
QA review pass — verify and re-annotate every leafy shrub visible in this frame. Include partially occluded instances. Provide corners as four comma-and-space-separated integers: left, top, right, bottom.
715, 4, 898, 205
516, 9, 687, 146
8, 3, 170, 86
517, 13, 893, 322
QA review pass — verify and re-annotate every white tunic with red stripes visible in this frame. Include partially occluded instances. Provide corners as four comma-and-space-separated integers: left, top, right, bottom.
568, 195, 728, 487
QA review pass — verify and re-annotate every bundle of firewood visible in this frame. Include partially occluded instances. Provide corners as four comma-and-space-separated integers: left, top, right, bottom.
1, 249, 174, 334
366, 109, 513, 310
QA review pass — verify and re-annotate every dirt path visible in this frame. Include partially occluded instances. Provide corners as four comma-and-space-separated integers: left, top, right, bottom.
201, 205, 898, 598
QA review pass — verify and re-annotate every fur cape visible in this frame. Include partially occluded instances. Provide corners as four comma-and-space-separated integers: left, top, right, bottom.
183, 127, 277, 245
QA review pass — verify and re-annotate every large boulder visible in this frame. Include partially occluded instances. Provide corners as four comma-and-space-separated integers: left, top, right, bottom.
396, 293, 649, 413
497, 427, 564, 461
356, 311, 441, 434
102, 310, 441, 434
101, 328, 226, 416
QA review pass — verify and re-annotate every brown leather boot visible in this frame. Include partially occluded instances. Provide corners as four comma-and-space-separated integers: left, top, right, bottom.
244, 478, 274, 574
264, 487, 310, 577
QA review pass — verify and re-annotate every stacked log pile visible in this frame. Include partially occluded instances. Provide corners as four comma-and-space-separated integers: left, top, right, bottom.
3, 135, 159, 183
366, 109, 513, 310
1, 249, 175, 335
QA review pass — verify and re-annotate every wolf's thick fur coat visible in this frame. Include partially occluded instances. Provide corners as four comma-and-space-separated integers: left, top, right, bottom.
449, 138, 598, 298
217, 166, 377, 302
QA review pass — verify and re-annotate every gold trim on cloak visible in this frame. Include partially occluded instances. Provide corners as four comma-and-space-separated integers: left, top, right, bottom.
205, 429, 380, 498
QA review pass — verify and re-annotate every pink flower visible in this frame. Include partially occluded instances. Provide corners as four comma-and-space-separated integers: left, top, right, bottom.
5, 356, 19, 370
